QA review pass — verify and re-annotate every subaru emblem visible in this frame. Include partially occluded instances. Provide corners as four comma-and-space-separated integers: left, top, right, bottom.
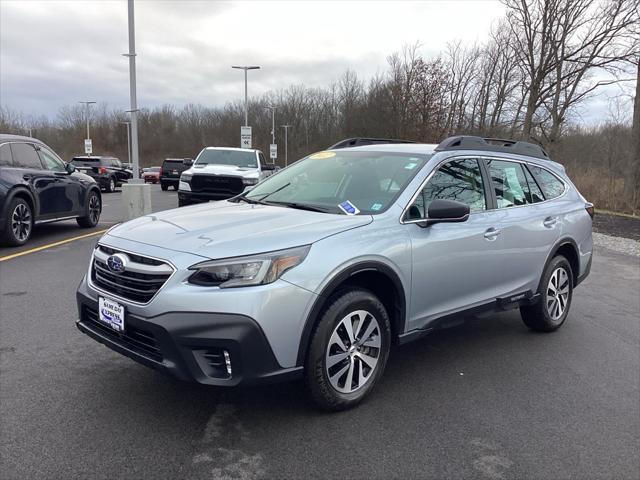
106, 253, 128, 273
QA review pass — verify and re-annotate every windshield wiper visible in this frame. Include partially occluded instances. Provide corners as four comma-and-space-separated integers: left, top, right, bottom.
257, 182, 291, 202
232, 194, 266, 205
264, 201, 335, 213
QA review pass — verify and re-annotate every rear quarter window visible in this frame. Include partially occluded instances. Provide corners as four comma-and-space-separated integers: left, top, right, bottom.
529, 165, 566, 200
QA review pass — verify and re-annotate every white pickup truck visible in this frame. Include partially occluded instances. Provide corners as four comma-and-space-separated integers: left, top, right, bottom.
177, 147, 277, 206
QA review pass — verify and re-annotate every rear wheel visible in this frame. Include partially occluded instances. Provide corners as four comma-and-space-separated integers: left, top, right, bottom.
1, 198, 33, 246
304, 288, 391, 411
160, 182, 168, 191
520, 255, 573, 332
77, 190, 101, 228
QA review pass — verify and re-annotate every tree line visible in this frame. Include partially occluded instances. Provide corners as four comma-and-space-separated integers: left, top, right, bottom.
1, 0, 638, 213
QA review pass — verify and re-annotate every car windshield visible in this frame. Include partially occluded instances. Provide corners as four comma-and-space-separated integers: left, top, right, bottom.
244, 150, 430, 214
149, 167, 161, 172
195, 149, 257, 168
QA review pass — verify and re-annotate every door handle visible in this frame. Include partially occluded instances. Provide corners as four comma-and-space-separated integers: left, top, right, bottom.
23, 174, 31, 181
543, 217, 558, 228
484, 227, 501, 240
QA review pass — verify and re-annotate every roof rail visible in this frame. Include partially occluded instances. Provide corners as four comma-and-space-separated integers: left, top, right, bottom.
435, 136, 549, 160
327, 137, 416, 150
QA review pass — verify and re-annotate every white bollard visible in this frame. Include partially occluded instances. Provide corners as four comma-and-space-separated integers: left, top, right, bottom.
121, 182, 151, 220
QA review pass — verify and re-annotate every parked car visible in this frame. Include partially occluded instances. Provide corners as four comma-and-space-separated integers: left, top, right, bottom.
0, 134, 102, 246
142, 166, 161, 184
177, 147, 276, 206
76, 136, 593, 410
160, 158, 191, 191
70, 156, 131, 193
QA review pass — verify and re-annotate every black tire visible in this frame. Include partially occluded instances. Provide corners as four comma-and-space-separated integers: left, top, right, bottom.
161, 182, 168, 191
520, 255, 573, 332
1, 197, 33, 247
304, 288, 391, 411
173, 184, 179, 191
105, 176, 116, 193
76, 190, 101, 228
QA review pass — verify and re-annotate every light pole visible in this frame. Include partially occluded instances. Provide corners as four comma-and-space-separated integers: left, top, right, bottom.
264, 105, 277, 144
231, 65, 260, 126
78, 101, 96, 152
281, 125, 292, 167
120, 121, 131, 165
123, 0, 140, 182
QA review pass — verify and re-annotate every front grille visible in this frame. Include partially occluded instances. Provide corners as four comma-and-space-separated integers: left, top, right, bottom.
91, 245, 173, 303
83, 306, 162, 362
190, 174, 244, 196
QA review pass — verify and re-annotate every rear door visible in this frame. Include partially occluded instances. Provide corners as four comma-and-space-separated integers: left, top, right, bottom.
483, 158, 563, 298
10, 142, 54, 218
406, 157, 502, 329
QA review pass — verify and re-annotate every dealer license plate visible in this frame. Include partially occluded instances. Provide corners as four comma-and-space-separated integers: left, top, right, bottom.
98, 297, 125, 332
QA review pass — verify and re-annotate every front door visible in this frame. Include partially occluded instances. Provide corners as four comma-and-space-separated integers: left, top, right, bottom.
405, 157, 502, 331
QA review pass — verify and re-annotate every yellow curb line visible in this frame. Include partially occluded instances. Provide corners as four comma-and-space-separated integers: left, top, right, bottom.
0, 228, 108, 262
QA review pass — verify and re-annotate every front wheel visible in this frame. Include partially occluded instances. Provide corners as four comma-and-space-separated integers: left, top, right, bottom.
520, 255, 573, 332
160, 182, 168, 191
305, 288, 391, 411
77, 190, 101, 228
105, 177, 116, 193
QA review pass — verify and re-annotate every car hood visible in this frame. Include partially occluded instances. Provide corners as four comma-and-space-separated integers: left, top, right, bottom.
106, 201, 373, 259
186, 164, 260, 178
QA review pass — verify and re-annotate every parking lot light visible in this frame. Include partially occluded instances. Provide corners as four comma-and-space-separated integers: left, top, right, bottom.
231, 65, 261, 127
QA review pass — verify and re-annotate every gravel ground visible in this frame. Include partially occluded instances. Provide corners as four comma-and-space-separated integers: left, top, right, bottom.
593, 232, 640, 257
593, 213, 640, 241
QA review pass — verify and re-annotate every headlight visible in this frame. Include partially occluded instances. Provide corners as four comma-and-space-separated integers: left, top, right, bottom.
188, 245, 310, 288
242, 177, 258, 185
181, 173, 192, 182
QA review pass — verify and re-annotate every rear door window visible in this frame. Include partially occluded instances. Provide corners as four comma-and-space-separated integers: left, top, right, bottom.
486, 159, 531, 208
10, 143, 42, 169
0, 144, 13, 166
529, 166, 565, 200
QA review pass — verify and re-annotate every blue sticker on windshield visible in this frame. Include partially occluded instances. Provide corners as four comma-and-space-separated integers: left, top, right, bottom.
339, 200, 360, 215
371, 203, 383, 211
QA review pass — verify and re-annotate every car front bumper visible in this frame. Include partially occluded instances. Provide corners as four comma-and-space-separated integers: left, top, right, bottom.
76, 284, 303, 386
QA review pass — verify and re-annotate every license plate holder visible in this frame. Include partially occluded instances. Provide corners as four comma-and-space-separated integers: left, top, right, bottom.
98, 297, 125, 332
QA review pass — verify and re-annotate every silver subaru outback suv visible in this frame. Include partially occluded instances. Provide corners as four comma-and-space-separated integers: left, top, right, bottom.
76, 136, 593, 410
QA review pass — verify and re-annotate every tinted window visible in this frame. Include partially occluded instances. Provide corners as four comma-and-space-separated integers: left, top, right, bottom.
10, 143, 42, 169
529, 166, 565, 199
0, 144, 13, 166
487, 159, 530, 208
39, 147, 66, 172
410, 158, 486, 217
259, 153, 267, 165
523, 166, 544, 203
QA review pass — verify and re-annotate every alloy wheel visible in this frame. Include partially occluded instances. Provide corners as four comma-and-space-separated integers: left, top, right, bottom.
89, 195, 101, 224
325, 310, 381, 394
110, 178, 115, 191
546, 267, 570, 321
11, 203, 32, 242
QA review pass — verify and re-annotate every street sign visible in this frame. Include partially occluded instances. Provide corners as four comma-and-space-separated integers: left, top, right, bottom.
84, 138, 92, 155
240, 126, 252, 149
270, 143, 277, 159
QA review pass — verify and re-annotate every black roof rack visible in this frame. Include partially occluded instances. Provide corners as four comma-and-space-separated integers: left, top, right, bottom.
435, 136, 549, 160
327, 137, 416, 150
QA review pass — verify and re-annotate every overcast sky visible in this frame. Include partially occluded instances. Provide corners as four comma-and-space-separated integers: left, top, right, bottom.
0, 0, 633, 123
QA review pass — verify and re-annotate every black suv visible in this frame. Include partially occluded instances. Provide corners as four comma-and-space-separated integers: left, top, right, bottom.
70, 156, 131, 193
160, 158, 191, 191
0, 135, 102, 246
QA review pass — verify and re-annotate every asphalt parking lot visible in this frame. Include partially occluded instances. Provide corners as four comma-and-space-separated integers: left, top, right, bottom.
1, 186, 638, 479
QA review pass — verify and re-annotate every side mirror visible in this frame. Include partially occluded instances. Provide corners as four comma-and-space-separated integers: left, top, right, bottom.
262, 163, 276, 171
183, 159, 193, 166
65, 163, 76, 174
424, 199, 470, 226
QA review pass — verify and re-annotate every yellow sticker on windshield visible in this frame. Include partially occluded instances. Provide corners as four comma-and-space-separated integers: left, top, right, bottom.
309, 151, 336, 160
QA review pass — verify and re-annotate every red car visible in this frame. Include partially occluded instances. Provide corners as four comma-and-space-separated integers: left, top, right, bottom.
142, 167, 161, 184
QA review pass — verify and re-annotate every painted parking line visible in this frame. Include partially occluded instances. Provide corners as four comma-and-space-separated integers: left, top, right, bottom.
0, 228, 108, 262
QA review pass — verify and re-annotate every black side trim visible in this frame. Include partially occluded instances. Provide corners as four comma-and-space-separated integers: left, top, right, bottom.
295, 261, 407, 366
542, 237, 580, 287
576, 253, 592, 286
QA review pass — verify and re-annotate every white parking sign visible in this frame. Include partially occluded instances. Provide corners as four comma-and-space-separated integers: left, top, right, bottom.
270, 143, 277, 159
240, 126, 252, 149
84, 138, 92, 155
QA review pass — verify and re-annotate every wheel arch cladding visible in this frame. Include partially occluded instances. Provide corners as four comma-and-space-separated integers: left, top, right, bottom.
549, 239, 580, 286
296, 262, 406, 366
8, 187, 36, 217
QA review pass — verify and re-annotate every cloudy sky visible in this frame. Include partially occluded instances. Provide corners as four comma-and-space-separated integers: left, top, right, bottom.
0, 0, 633, 123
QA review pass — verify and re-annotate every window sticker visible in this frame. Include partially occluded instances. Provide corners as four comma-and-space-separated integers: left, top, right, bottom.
309, 151, 336, 160
405, 162, 418, 170
371, 203, 383, 211
338, 200, 360, 215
